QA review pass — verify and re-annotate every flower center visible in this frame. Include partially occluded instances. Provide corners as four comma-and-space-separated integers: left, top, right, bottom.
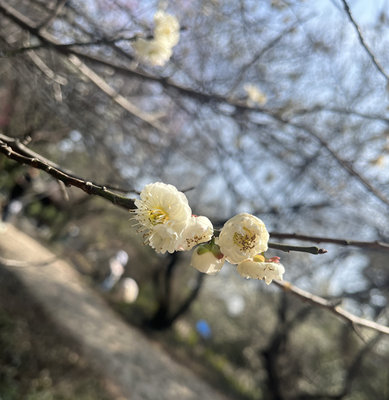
148, 208, 169, 225
233, 227, 257, 251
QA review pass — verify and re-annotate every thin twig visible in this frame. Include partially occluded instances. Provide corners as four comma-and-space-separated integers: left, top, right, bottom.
3, 37, 138, 55
269, 112, 389, 210
290, 105, 389, 125
25, 47, 68, 85
270, 232, 389, 252
0, 255, 57, 267
268, 242, 327, 255
228, 21, 301, 94
274, 280, 389, 335
340, 0, 389, 82
0, 134, 135, 210
37, 0, 67, 31
0, 0, 167, 133
2, 0, 389, 211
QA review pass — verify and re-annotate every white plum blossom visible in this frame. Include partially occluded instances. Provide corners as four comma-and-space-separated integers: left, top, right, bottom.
133, 10, 180, 66
132, 183, 285, 283
147, 224, 183, 254
190, 244, 225, 275
177, 215, 214, 251
244, 83, 267, 106
133, 182, 191, 253
237, 257, 285, 284
218, 213, 269, 264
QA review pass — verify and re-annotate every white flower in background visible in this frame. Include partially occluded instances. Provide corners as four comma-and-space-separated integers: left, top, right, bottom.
132, 38, 173, 67
190, 243, 225, 275
114, 278, 139, 303
218, 213, 269, 264
244, 83, 267, 106
133, 10, 180, 66
237, 256, 285, 284
177, 215, 214, 251
133, 182, 191, 253
154, 10, 180, 47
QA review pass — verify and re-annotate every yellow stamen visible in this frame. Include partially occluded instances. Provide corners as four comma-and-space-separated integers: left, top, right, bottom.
233, 227, 257, 251
148, 208, 169, 225
253, 254, 265, 263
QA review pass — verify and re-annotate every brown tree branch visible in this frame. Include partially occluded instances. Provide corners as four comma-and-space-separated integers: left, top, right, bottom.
290, 105, 389, 125
0, 0, 167, 133
267, 113, 389, 211
274, 280, 389, 335
3, 132, 388, 258
4, 36, 138, 55
71, 54, 389, 212
0, 255, 56, 267
0, 133, 135, 210
268, 242, 327, 255
37, 0, 67, 31
270, 232, 389, 252
1, 132, 329, 256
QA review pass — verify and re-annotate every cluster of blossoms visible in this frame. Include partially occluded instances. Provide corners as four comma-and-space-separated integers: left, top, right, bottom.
133, 182, 284, 285
132, 10, 180, 67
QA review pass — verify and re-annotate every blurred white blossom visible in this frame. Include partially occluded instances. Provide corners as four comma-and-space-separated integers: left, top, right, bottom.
133, 10, 180, 66
132, 38, 173, 67
218, 213, 269, 264
154, 10, 180, 47
114, 278, 139, 303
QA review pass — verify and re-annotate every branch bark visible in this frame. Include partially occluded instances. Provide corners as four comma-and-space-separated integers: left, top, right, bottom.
270, 232, 389, 252
274, 280, 389, 336
0, 133, 135, 210
268, 242, 327, 255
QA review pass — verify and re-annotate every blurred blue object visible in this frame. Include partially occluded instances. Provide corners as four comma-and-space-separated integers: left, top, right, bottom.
196, 319, 212, 339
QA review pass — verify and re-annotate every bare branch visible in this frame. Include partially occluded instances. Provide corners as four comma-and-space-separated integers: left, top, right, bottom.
290, 105, 389, 125
4, 36, 138, 55
268, 113, 389, 210
270, 232, 389, 252
25, 47, 68, 85
0, 0, 168, 133
0, 255, 56, 267
37, 0, 67, 31
70, 61, 389, 212
228, 22, 301, 94
340, 0, 389, 82
0, 133, 135, 210
67, 54, 167, 132
274, 280, 389, 335
268, 242, 327, 255
3, 0, 389, 211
